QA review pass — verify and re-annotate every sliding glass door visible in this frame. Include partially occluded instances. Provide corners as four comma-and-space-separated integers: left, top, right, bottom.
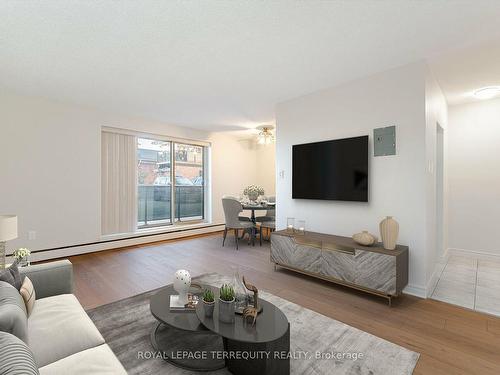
137, 138, 205, 228
137, 138, 172, 227
174, 143, 204, 222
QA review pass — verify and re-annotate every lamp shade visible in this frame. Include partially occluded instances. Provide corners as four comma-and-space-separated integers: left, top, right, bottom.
0, 215, 18, 241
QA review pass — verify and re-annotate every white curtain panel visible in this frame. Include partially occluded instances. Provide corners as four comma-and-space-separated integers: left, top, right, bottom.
101, 131, 137, 235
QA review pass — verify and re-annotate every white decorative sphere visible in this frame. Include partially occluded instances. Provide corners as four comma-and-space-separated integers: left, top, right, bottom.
173, 269, 191, 304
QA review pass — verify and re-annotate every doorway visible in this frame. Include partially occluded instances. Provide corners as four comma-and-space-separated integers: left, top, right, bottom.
436, 123, 444, 258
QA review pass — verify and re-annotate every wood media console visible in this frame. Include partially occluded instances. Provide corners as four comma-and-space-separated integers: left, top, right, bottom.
270, 230, 409, 305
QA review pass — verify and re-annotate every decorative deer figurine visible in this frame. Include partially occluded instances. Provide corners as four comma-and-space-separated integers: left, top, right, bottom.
242, 276, 259, 326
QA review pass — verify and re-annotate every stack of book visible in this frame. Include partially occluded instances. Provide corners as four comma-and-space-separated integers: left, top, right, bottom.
169, 293, 199, 312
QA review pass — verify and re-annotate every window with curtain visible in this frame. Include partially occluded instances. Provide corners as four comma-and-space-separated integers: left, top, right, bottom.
138, 138, 205, 228
102, 130, 208, 235
101, 131, 138, 235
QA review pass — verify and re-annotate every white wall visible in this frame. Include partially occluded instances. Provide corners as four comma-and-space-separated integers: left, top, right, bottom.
255, 143, 276, 197
448, 97, 500, 256
275, 62, 429, 294
424, 67, 449, 293
208, 134, 264, 211
0, 87, 273, 253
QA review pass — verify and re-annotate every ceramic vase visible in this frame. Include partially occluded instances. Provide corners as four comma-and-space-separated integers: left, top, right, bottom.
246, 192, 259, 202
379, 216, 399, 250
173, 269, 191, 305
203, 300, 214, 317
352, 231, 377, 246
218, 298, 235, 323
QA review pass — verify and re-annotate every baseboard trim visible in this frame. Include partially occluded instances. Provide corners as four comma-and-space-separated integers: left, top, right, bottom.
441, 248, 451, 263
448, 247, 500, 261
403, 284, 426, 299
426, 265, 442, 298
8, 224, 225, 263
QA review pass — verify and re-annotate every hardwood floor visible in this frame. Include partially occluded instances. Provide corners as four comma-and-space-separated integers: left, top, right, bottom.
69, 232, 500, 375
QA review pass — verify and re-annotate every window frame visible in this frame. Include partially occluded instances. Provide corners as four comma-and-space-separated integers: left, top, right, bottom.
137, 137, 173, 229
172, 141, 206, 224
103, 127, 210, 231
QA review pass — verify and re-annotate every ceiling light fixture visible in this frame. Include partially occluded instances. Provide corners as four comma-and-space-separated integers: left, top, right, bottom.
256, 125, 275, 145
473, 86, 500, 100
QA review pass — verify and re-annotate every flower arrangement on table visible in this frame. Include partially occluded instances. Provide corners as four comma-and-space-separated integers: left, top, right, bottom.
243, 185, 265, 202
13, 248, 31, 267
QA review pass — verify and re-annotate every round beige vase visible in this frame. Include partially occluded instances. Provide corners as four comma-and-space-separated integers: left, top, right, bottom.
379, 216, 399, 250
352, 231, 377, 246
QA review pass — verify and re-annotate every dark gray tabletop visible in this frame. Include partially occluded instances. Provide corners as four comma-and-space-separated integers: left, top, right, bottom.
195, 298, 289, 344
150, 285, 207, 332
241, 204, 275, 210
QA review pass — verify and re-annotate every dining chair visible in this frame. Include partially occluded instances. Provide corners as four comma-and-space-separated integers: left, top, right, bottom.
222, 195, 251, 222
259, 221, 276, 245
255, 195, 275, 222
222, 197, 256, 250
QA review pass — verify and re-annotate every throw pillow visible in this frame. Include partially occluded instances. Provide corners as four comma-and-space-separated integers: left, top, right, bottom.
0, 281, 28, 343
0, 261, 22, 291
19, 277, 36, 317
0, 331, 39, 375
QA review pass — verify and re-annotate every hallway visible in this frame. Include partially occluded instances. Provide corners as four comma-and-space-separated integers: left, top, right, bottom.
431, 254, 500, 317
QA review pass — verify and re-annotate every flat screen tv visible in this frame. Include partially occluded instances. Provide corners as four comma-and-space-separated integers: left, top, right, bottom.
292, 135, 368, 202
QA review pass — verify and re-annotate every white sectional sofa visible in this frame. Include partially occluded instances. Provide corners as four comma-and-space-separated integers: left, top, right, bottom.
0, 260, 127, 374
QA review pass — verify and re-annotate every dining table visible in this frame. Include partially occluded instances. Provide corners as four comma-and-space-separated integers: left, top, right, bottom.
241, 202, 275, 223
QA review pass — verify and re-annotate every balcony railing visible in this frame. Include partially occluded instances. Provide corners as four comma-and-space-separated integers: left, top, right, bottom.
138, 185, 204, 227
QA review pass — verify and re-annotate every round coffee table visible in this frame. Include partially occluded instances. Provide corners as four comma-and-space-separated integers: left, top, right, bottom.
195, 297, 290, 375
150, 285, 225, 371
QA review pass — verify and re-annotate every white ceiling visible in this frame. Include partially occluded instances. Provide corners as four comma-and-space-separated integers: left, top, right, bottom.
1, 1, 500, 131
429, 39, 500, 106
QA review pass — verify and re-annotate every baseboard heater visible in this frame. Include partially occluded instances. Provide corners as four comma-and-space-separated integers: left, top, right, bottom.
10, 224, 225, 263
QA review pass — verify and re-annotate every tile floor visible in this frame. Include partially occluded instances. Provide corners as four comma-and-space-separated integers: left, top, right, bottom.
431, 255, 500, 317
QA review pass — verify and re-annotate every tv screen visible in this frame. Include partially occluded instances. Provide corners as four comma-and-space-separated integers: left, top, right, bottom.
292, 135, 368, 202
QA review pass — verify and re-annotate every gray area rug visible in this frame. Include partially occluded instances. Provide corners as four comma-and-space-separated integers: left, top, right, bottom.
87, 273, 419, 374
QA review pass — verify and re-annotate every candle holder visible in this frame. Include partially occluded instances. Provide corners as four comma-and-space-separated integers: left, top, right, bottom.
295, 220, 306, 235
286, 217, 295, 233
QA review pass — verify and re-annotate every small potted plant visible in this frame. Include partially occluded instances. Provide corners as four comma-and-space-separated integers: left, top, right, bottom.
218, 284, 235, 323
13, 248, 31, 267
202, 289, 215, 317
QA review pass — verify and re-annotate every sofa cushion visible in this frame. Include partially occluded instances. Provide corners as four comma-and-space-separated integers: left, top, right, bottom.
0, 281, 28, 343
0, 261, 23, 291
0, 331, 39, 375
19, 260, 73, 299
28, 294, 105, 367
20, 277, 36, 317
39, 344, 127, 375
